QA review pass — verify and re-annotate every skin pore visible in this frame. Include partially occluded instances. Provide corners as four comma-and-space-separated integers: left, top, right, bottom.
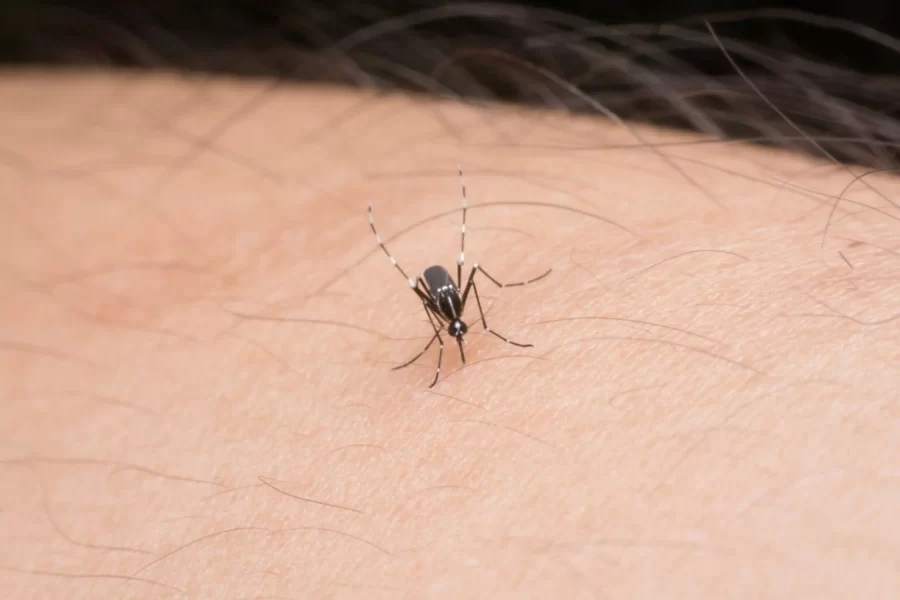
1, 65, 899, 600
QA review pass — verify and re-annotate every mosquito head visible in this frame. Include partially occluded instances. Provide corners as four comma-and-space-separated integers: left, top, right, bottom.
448, 320, 468, 339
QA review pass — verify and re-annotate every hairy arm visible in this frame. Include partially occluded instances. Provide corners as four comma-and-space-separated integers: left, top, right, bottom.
1, 70, 899, 599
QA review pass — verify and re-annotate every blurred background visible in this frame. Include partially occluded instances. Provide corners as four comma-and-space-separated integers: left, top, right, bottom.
2, 1, 900, 165
3, 1, 900, 72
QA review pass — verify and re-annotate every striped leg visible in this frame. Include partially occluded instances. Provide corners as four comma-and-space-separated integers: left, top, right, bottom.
475, 264, 553, 291
460, 267, 533, 348
457, 166, 468, 288
368, 200, 417, 291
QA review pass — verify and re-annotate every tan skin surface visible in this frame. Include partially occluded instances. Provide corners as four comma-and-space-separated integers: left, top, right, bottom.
1, 70, 899, 599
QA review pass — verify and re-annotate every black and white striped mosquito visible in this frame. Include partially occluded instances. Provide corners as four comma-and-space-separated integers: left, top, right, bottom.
368, 168, 551, 387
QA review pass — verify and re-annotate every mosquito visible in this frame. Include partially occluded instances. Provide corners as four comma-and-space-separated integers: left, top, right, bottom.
367, 168, 551, 387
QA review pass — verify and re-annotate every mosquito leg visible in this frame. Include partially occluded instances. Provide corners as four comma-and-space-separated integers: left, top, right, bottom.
431, 337, 445, 388
412, 278, 441, 316
368, 200, 416, 290
393, 301, 446, 388
457, 166, 467, 288
392, 331, 439, 371
423, 302, 445, 387
459, 264, 477, 310
476, 264, 552, 289
459, 263, 551, 309
470, 279, 533, 348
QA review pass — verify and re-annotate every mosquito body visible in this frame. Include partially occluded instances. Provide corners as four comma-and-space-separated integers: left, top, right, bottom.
423, 265, 466, 331
368, 168, 551, 387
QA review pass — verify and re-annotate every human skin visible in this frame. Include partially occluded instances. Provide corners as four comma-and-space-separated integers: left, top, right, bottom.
1, 69, 899, 599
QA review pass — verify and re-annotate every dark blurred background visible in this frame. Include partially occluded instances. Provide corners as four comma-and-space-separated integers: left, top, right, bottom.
3, 1, 900, 165
1, 1, 898, 74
